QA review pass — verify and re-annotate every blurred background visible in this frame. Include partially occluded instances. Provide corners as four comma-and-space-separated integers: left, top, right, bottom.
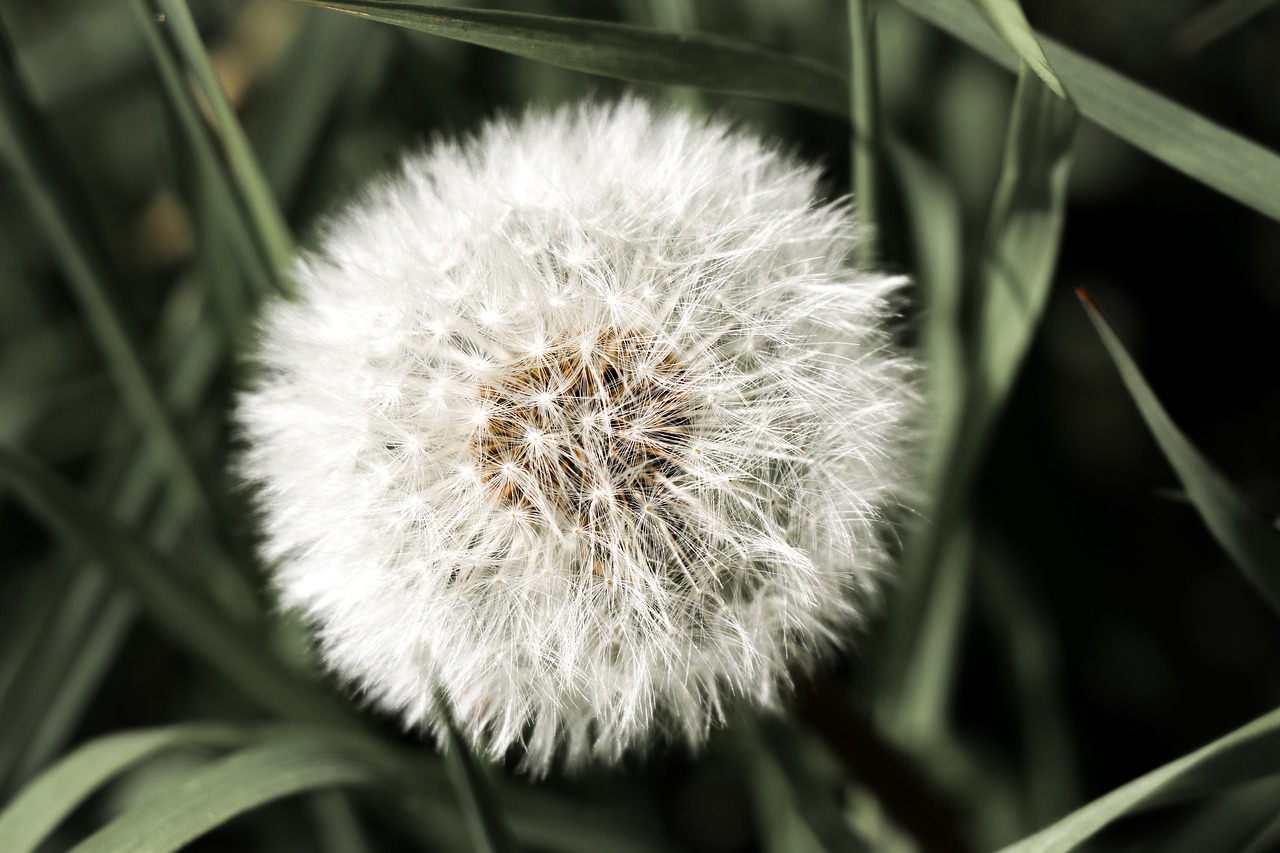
1, 0, 1278, 850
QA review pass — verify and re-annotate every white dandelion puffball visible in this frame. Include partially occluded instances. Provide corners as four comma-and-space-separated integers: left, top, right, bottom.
238, 99, 914, 773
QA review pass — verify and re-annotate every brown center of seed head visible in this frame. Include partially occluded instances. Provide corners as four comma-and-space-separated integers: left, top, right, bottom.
472, 328, 697, 537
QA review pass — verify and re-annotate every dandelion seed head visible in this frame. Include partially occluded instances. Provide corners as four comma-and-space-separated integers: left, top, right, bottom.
237, 98, 915, 774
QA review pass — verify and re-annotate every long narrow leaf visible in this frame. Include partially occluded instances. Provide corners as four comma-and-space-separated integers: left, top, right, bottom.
149, 0, 295, 278
895, 0, 1280, 224
965, 0, 1065, 98
848, 0, 881, 265
881, 68, 1075, 724
970, 67, 1076, 435
129, 0, 284, 304
0, 447, 354, 728
255, 10, 393, 208
1000, 704, 1280, 852
0, 41, 217, 523
441, 715, 518, 853
293, 0, 849, 117
1171, 0, 1280, 55
1078, 291, 1280, 616
69, 738, 384, 853
0, 725, 250, 853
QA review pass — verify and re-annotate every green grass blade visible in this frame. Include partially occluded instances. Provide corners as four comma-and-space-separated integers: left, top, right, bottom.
1243, 803, 1280, 853
130, 0, 289, 303
879, 143, 969, 748
848, 0, 881, 265
1149, 776, 1280, 853
68, 738, 384, 853
891, 522, 972, 750
970, 67, 1075, 436
881, 68, 1074, 730
255, 10, 393, 208
292, 0, 849, 117
964, 0, 1065, 98
0, 725, 251, 853
0, 447, 354, 728
894, 0, 1280, 224
1078, 291, 1280, 616
440, 712, 518, 853
978, 544, 1078, 830
1171, 0, 1280, 55
1000, 704, 1280, 852
884, 138, 965, 509
748, 722, 872, 853
0, 43, 217, 523
8, 591, 135, 787
743, 732, 837, 853
149, 0, 295, 277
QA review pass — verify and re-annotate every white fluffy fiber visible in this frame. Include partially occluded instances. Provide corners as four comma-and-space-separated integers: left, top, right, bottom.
238, 98, 914, 774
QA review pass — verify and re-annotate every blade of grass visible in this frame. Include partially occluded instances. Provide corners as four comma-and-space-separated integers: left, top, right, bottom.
750, 721, 874, 853
1078, 290, 1280, 616
848, 0, 881, 265
8, 590, 135, 788
0, 724, 252, 853
69, 737, 385, 853
254, 9, 393, 208
1149, 776, 1280, 853
894, 0, 1280, 224
969, 67, 1075, 438
1, 276, 261, 791
884, 138, 965, 511
964, 0, 1065, 98
978, 543, 1078, 830
1000, 703, 1280, 852
149, 0, 295, 280
0, 35, 218, 524
890, 522, 973, 750
1171, 0, 1280, 55
439, 703, 518, 853
291, 0, 849, 117
744, 732, 841, 853
130, 0, 285, 306
881, 67, 1075, 727
1243, 803, 1280, 853
0, 447, 355, 728
307, 791, 375, 853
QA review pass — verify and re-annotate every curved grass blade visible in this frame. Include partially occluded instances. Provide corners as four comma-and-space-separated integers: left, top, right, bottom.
965, 0, 1065, 98
255, 10, 393, 209
129, 0, 290, 303
978, 543, 1078, 829
1150, 776, 1280, 853
1000, 704, 1280, 852
881, 68, 1075, 728
969, 67, 1075, 437
1171, 0, 1280, 55
149, 0, 295, 280
0, 725, 251, 853
884, 138, 965, 504
746, 722, 872, 853
0, 39, 218, 523
0, 447, 355, 728
439, 704, 518, 853
894, 0, 1280, 224
4, 586, 135, 790
293, 0, 849, 117
69, 738, 384, 853
1078, 290, 1280, 616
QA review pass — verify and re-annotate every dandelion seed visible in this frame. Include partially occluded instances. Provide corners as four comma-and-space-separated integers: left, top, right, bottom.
237, 99, 915, 774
